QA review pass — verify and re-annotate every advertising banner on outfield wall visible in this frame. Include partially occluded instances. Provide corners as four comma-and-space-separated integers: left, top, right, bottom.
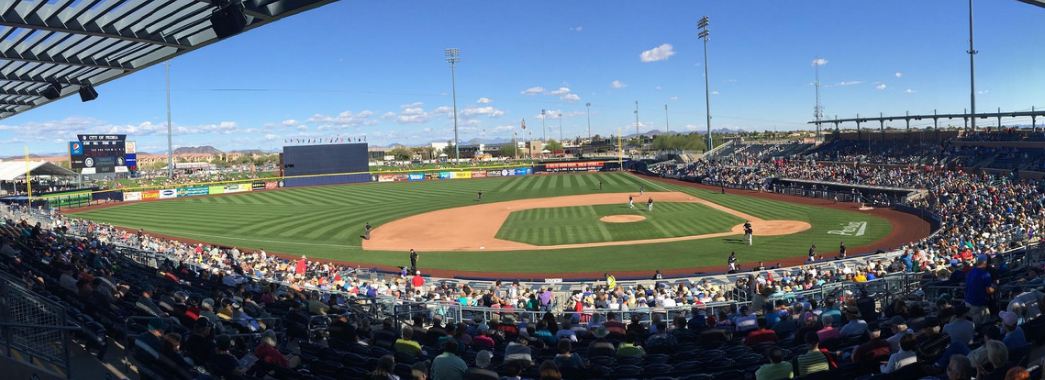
539, 161, 606, 172
143, 190, 159, 200
451, 171, 472, 179
209, 185, 225, 195
177, 186, 208, 197
265, 182, 278, 190
408, 173, 425, 181
252, 181, 266, 191
159, 189, 177, 199
487, 170, 502, 177
123, 191, 142, 202
500, 169, 514, 177
224, 183, 251, 193
438, 172, 453, 180
378, 174, 407, 182
514, 167, 532, 176
471, 171, 487, 178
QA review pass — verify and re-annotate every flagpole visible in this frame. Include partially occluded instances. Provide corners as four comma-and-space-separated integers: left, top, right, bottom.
24, 145, 32, 206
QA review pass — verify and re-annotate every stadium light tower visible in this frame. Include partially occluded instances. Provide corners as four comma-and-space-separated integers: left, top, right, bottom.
967, 0, 978, 131
445, 48, 461, 161
634, 100, 640, 136
814, 56, 824, 143
585, 102, 592, 142
698, 16, 713, 150
541, 109, 547, 141
664, 104, 670, 133
165, 62, 173, 178
558, 112, 563, 142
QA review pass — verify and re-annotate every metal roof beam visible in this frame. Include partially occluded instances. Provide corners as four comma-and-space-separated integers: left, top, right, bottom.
0, 87, 43, 97
0, 98, 37, 106
0, 4, 187, 49
0, 69, 93, 85
0, 47, 130, 70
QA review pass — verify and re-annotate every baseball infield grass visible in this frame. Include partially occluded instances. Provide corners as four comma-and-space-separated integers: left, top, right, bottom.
496, 203, 744, 245
71, 172, 893, 274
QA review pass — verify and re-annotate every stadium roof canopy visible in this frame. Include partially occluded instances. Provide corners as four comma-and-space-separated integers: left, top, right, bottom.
0, 0, 336, 120
1019, 0, 1045, 8
0, 160, 76, 181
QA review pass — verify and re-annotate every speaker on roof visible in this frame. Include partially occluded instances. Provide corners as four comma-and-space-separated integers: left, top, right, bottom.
210, 1, 248, 39
41, 82, 62, 100
78, 84, 98, 102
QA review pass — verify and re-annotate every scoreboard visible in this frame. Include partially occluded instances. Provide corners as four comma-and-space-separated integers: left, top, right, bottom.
70, 134, 128, 174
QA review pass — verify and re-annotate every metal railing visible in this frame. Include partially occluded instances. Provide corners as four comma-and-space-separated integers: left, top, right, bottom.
0, 273, 74, 379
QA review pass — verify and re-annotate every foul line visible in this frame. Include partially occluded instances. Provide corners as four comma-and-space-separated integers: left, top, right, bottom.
154, 231, 361, 249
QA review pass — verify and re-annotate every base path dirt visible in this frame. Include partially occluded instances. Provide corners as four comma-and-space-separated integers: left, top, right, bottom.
362, 191, 810, 252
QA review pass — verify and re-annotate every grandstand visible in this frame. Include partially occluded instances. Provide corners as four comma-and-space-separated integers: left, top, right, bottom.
0, 2, 1042, 380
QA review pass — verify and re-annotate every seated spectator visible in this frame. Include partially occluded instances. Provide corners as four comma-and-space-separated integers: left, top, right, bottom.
553, 339, 584, 370
394, 326, 423, 359
209, 334, 244, 380
886, 321, 912, 353
369, 355, 398, 380
183, 317, 215, 365
838, 311, 868, 338
615, 333, 645, 358
851, 326, 891, 370
755, 347, 793, 380
504, 336, 534, 365
795, 332, 830, 377
974, 340, 1013, 380
998, 311, 1028, 351
744, 317, 779, 346
603, 313, 626, 336
943, 305, 976, 346
538, 360, 561, 380
881, 333, 918, 374
430, 339, 467, 380
554, 320, 577, 342
625, 315, 647, 338
946, 355, 974, 380
587, 327, 615, 357
816, 315, 841, 344
465, 350, 499, 380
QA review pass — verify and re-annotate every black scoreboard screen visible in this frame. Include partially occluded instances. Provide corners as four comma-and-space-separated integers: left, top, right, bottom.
70, 134, 127, 174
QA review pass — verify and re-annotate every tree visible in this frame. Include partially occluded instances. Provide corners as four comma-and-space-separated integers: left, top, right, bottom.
545, 139, 563, 152
388, 146, 413, 161
651, 134, 707, 151
498, 143, 518, 158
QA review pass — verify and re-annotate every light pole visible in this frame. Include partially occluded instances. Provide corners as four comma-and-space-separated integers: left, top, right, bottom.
558, 113, 563, 142
967, 0, 977, 132
445, 48, 461, 161
513, 132, 518, 160
698, 16, 713, 150
664, 104, 670, 133
814, 56, 823, 143
585, 102, 592, 142
165, 62, 173, 178
634, 100, 640, 136
540, 109, 547, 141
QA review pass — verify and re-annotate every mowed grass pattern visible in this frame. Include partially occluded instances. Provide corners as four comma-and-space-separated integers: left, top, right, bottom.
73, 172, 897, 274
497, 203, 744, 245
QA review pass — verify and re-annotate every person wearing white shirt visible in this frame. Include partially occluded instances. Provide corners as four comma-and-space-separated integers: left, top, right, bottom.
881, 334, 918, 374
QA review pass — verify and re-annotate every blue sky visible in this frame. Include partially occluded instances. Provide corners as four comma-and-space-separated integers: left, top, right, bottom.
2, 0, 1043, 156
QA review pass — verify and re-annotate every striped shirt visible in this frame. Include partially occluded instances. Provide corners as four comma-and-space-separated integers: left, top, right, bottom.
795, 350, 830, 377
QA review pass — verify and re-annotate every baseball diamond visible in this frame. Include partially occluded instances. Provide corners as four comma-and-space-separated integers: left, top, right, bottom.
67, 171, 925, 278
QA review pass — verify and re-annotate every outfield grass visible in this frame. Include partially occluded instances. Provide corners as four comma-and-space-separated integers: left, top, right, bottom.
496, 202, 744, 245
72, 172, 894, 273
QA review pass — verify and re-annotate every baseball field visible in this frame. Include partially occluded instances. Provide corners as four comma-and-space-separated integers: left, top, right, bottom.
68, 172, 930, 278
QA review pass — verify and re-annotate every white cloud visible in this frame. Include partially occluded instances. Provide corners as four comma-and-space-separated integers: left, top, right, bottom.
381, 112, 397, 120
521, 86, 545, 95
875, 83, 887, 90
895, 72, 903, 78
812, 58, 828, 66
570, 26, 583, 32
655, 85, 662, 91
549, 87, 571, 96
477, 97, 492, 104
461, 106, 505, 118
640, 43, 675, 63
281, 119, 298, 126
610, 80, 626, 89
433, 106, 453, 114
904, 88, 916, 94
307, 110, 376, 128
977, 89, 989, 95
711, 90, 720, 95
837, 80, 862, 86
561, 93, 581, 102
669, 96, 679, 101
0, 117, 245, 144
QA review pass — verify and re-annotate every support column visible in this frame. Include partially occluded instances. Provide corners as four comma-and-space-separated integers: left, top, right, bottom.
905, 111, 910, 132
997, 107, 1002, 129
879, 112, 885, 145
1033, 106, 1037, 132
933, 109, 939, 131
963, 108, 969, 131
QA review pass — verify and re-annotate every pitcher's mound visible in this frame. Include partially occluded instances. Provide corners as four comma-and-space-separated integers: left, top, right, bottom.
600, 215, 647, 223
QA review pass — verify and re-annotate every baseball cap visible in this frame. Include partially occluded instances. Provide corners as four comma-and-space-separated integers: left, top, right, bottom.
999, 311, 1018, 326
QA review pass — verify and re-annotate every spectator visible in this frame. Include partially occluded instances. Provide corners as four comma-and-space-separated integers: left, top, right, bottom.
615, 333, 645, 358
795, 332, 830, 377
755, 347, 793, 380
946, 354, 974, 380
394, 326, 423, 359
838, 311, 868, 338
553, 339, 584, 370
965, 255, 995, 324
430, 339, 467, 380
744, 317, 779, 346
881, 333, 918, 374
851, 326, 891, 370
538, 360, 562, 380
943, 304, 976, 346
369, 355, 399, 380
998, 311, 1028, 351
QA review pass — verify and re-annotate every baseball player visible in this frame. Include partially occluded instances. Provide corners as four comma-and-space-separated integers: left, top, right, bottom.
839, 241, 847, 259
477, 191, 483, 201
363, 222, 372, 240
409, 249, 418, 272
598, 180, 603, 190
727, 251, 737, 273
639, 185, 644, 195
743, 221, 753, 246
628, 195, 634, 209
647, 197, 654, 212
807, 244, 817, 262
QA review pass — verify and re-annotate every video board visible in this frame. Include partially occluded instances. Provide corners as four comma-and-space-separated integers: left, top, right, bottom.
70, 134, 127, 174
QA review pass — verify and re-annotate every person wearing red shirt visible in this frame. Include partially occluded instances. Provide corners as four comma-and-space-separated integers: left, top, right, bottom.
411, 272, 424, 289
744, 317, 779, 346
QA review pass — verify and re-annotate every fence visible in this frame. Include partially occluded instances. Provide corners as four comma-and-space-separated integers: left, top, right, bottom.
0, 273, 75, 379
